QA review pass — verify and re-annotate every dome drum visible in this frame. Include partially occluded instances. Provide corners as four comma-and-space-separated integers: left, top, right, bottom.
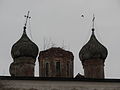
10, 29, 38, 77
79, 30, 108, 79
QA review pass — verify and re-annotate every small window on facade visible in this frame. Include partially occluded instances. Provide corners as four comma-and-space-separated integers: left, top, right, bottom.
67, 62, 70, 76
45, 62, 49, 77
56, 61, 60, 75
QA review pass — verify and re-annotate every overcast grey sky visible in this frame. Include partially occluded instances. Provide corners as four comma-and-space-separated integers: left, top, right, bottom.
0, 0, 120, 78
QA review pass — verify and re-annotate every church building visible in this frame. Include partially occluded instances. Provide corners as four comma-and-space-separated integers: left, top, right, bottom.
0, 12, 120, 90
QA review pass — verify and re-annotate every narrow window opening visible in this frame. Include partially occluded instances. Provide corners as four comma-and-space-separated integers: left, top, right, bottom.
67, 62, 70, 76
45, 62, 49, 77
56, 61, 60, 76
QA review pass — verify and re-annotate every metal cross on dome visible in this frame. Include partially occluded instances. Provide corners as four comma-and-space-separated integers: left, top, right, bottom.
92, 14, 95, 29
24, 11, 31, 29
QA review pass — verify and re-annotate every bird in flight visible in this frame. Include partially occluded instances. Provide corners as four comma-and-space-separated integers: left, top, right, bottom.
81, 14, 84, 17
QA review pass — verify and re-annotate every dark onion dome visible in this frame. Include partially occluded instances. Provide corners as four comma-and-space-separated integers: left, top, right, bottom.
11, 28, 39, 59
79, 29, 108, 62
39, 47, 74, 60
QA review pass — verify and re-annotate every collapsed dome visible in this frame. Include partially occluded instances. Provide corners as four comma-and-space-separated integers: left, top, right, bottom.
11, 29, 39, 59
79, 29, 108, 62
39, 47, 74, 60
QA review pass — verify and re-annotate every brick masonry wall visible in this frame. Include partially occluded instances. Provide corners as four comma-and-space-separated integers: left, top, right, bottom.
0, 80, 120, 90
83, 59, 104, 79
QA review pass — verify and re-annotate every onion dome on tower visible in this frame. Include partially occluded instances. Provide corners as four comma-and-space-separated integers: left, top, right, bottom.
9, 11, 39, 76
79, 15, 108, 79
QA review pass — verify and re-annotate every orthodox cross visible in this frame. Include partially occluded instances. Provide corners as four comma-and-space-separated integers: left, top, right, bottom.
24, 11, 31, 29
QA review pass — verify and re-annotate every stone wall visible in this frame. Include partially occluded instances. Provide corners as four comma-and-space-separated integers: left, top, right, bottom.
0, 79, 120, 90
83, 59, 104, 79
